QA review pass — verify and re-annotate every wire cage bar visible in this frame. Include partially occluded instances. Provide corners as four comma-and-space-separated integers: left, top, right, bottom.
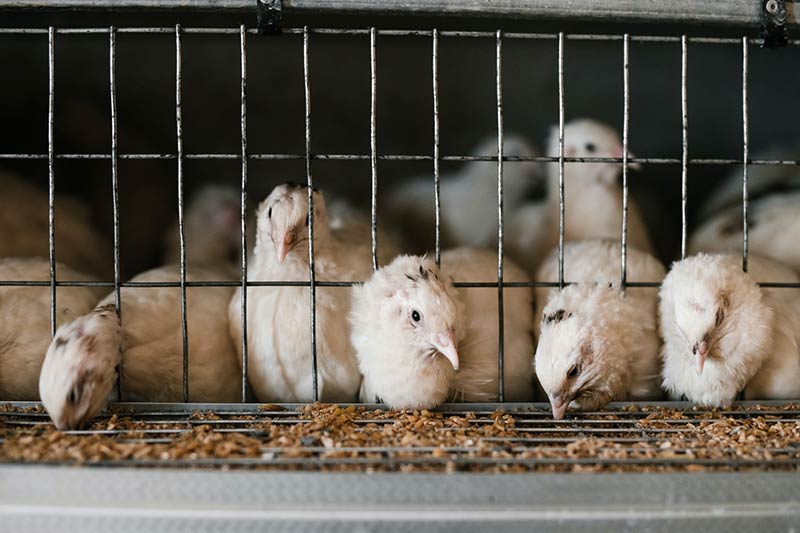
1, 2, 800, 486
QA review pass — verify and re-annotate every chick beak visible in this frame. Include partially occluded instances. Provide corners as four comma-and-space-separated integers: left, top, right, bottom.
550, 395, 569, 420
276, 231, 296, 263
433, 331, 459, 370
693, 340, 709, 374
53, 414, 74, 431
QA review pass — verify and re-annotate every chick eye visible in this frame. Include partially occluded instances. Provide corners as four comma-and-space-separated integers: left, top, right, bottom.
715, 307, 725, 327
585, 142, 596, 153
411, 310, 421, 323
67, 387, 78, 405
567, 365, 579, 379
268, 207, 273, 219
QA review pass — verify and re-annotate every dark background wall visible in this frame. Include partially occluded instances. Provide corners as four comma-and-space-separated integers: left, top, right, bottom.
1, 10, 798, 276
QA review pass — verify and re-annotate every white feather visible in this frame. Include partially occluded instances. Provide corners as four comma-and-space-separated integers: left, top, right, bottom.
0, 258, 103, 401
508, 119, 653, 272
534, 240, 665, 416
228, 184, 364, 403
659, 253, 800, 407
351, 248, 535, 409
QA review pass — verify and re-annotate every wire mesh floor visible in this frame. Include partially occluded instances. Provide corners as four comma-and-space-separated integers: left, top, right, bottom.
1, 401, 799, 472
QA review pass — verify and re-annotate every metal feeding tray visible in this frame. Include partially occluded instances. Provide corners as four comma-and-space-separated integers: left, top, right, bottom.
1, 401, 800, 530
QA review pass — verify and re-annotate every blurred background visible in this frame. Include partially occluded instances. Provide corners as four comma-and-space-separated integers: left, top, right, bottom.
1, 9, 798, 277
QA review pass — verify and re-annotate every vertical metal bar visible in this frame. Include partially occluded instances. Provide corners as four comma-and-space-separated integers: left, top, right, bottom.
175, 24, 189, 402
239, 24, 249, 403
303, 26, 319, 402
47, 26, 56, 338
109, 26, 122, 400
495, 30, 505, 403
369, 27, 378, 272
557, 32, 565, 290
620, 33, 630, 289
432, 28, 441, 268
680, 35, 688, 260
741, 36, 749, 273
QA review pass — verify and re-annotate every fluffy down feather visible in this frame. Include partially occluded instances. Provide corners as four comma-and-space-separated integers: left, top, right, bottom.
534, 240, 665, 418
351, 248, 535, 409
690, 192, 800, 273
228, 183, 363, 403
659, 253, 800, 407
0, 258, 103, 401
39, 265, 243, 429
508, 119, 652, 272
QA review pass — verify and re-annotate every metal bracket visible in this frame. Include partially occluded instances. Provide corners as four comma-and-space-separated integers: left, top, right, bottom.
761, 0, 787, 48
257, 0, 282, 36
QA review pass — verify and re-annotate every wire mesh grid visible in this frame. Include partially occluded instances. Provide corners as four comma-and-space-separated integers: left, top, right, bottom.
1, 20, 800, 472
3, 402, 800, 471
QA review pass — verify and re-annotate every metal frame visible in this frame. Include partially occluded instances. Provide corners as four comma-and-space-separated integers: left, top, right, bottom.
0, 0, 797, 28
2, 467, 799, 531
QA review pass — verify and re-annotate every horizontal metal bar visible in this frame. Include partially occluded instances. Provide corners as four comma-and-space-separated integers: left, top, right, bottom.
0, 280, 670, 289
3, 280, 796, 290
1, 26, 800, 46
3, 399, 799, 413
2, 152, 800, 167
0, 1, 795, 28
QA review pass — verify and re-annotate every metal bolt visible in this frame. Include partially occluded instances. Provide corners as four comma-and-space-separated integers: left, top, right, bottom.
766, 0, 779, 14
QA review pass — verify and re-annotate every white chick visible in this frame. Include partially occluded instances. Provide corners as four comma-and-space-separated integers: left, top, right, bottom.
350, 248, 535, 409
534, 240, 665, 419
659, 253, 800, 407
39, 265, 243, 430
0, 171, 112, 278
690, 192, 800, 272
228, 183, 363, 403
508, 119, 652, 272
387, 135, 543, 253
163, 184, 243, 271
0, 258, 103, 401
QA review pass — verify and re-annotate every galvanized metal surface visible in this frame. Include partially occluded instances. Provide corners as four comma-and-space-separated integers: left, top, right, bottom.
0, 0, 795, 28
1, 467, 799, 532
2, 401, 800, 471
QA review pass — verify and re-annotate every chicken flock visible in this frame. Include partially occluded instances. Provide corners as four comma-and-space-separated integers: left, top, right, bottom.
2, 118, 800, 430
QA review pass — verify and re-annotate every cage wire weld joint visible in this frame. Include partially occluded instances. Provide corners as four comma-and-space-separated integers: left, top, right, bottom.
761, 0, 787, 48
257, 0, 282, 36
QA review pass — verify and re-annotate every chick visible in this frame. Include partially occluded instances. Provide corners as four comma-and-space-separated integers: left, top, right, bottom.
39, 189, 248, 430
350, 248, 535, 409
508, 119, 652, 272
690, 192, 800, 273
387, 135, 543, 253
39, 265, 243, 430
659, 253, 800, 407
228, 183, 363, 403
534, 240, 665, 418
0, 258, 103, 401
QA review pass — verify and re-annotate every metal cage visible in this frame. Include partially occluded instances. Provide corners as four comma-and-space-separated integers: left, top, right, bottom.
1, 1, 800, 530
